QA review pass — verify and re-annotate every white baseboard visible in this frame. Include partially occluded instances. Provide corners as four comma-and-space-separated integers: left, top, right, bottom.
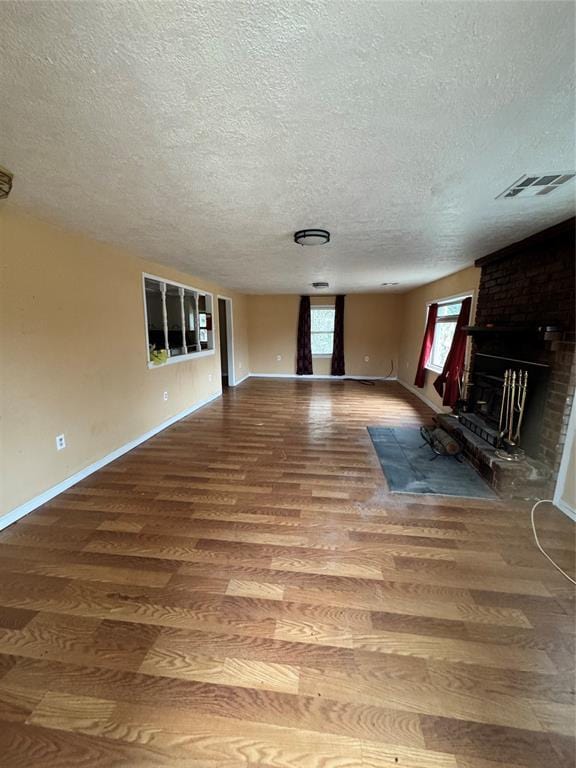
554, 499, 576, 523
249, 373, 398, 381
0, 390, 222, 532
397, 379, 445, 414
232, 372, 250, 386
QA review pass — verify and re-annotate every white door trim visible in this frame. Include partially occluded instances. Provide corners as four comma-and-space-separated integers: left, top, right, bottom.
217, 295, 235, 387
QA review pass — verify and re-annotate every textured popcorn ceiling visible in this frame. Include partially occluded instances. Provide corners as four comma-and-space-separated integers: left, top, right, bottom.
1, 1, 574, 293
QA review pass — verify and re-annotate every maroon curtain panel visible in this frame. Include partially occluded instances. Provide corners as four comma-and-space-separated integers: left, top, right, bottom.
433, 296, 472, 407
296, 296, 313, 375
331, 295, 345, 376
414, 303, 438, 388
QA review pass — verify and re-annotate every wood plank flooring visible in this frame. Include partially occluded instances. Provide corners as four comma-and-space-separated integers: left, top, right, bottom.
0, 379, 574, 767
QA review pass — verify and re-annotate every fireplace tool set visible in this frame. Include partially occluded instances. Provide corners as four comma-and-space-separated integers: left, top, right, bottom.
495, 369, 528, 461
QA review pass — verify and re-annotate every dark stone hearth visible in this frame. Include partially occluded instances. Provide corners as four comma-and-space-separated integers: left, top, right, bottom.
436, 414, 550, 497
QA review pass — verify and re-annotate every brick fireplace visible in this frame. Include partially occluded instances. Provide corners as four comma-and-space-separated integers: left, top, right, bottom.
439, 218, 575, 496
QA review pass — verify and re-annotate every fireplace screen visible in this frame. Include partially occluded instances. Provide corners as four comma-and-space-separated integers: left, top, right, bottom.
467, 354, 550, 457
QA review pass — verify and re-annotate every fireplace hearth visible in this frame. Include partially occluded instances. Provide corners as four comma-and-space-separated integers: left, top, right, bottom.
435, 412, 551, 496
459, 412, 500, 447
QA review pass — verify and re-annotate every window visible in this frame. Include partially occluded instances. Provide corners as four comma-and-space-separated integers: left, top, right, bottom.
427, 297, 468, 373
143, 274, 213, 367
311, 306, 335, 355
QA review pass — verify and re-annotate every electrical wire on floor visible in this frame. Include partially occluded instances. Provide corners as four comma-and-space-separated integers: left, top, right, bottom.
344, 359, 395, 385
530, 499, 576, 585
346, 379, 376, 386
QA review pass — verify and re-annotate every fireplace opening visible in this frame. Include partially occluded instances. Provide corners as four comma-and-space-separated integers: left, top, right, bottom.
464, 353, 550, 457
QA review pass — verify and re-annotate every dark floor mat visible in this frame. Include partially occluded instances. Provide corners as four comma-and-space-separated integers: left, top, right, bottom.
368, 426, 497, 498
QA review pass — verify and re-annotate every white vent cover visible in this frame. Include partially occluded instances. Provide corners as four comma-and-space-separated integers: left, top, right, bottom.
497, 173, 575, 199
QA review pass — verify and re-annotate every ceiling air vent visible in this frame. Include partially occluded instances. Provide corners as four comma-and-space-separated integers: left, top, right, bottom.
496, 173, 575, 199
312, 281, 329, 289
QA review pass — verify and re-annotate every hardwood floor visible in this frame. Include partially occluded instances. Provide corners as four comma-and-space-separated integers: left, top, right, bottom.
0, 379, 574, 767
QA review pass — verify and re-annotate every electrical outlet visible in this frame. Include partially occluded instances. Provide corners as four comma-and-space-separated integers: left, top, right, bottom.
364, 355, 370, 363
276, 354, 282, 361
56, 434, 66, 451
163, 391, 168, 401
208, 373, 212, 382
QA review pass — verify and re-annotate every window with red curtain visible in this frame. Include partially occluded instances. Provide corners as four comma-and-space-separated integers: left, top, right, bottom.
414, 303, 438, 387
427, 298, 469, 373
433, 296, 472, 406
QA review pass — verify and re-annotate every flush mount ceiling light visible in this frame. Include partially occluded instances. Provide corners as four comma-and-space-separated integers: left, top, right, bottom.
496, 173, 575, 199
294, 229, 330, 246
312, 281, 330, 289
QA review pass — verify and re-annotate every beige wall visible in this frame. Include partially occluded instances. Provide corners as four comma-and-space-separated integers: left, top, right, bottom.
247, 293, 402, 377
397, 267, 481, 410
0, 206, 249, 516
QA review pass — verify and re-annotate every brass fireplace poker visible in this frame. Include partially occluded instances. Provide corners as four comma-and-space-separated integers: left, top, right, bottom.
496, 369, 528, 461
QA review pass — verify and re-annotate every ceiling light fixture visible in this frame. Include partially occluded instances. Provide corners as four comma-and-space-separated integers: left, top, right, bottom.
294, 229, 330, 246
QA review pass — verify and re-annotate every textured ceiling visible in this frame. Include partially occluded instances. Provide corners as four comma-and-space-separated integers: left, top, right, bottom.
1, 1, 574, 294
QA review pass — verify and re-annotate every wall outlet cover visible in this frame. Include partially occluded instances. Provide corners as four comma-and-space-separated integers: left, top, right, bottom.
364, 355, 370, 362
56, 434, 66, 451
163, 391, 169, 401
276, 355, 282, 361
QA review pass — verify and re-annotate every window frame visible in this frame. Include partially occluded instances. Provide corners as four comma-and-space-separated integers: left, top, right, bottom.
310, 304, 336, 357
142, 272, 215, 369
425, 293, 472, 374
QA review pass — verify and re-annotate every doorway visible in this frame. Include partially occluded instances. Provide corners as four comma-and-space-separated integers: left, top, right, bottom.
218, 297, 235, 388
